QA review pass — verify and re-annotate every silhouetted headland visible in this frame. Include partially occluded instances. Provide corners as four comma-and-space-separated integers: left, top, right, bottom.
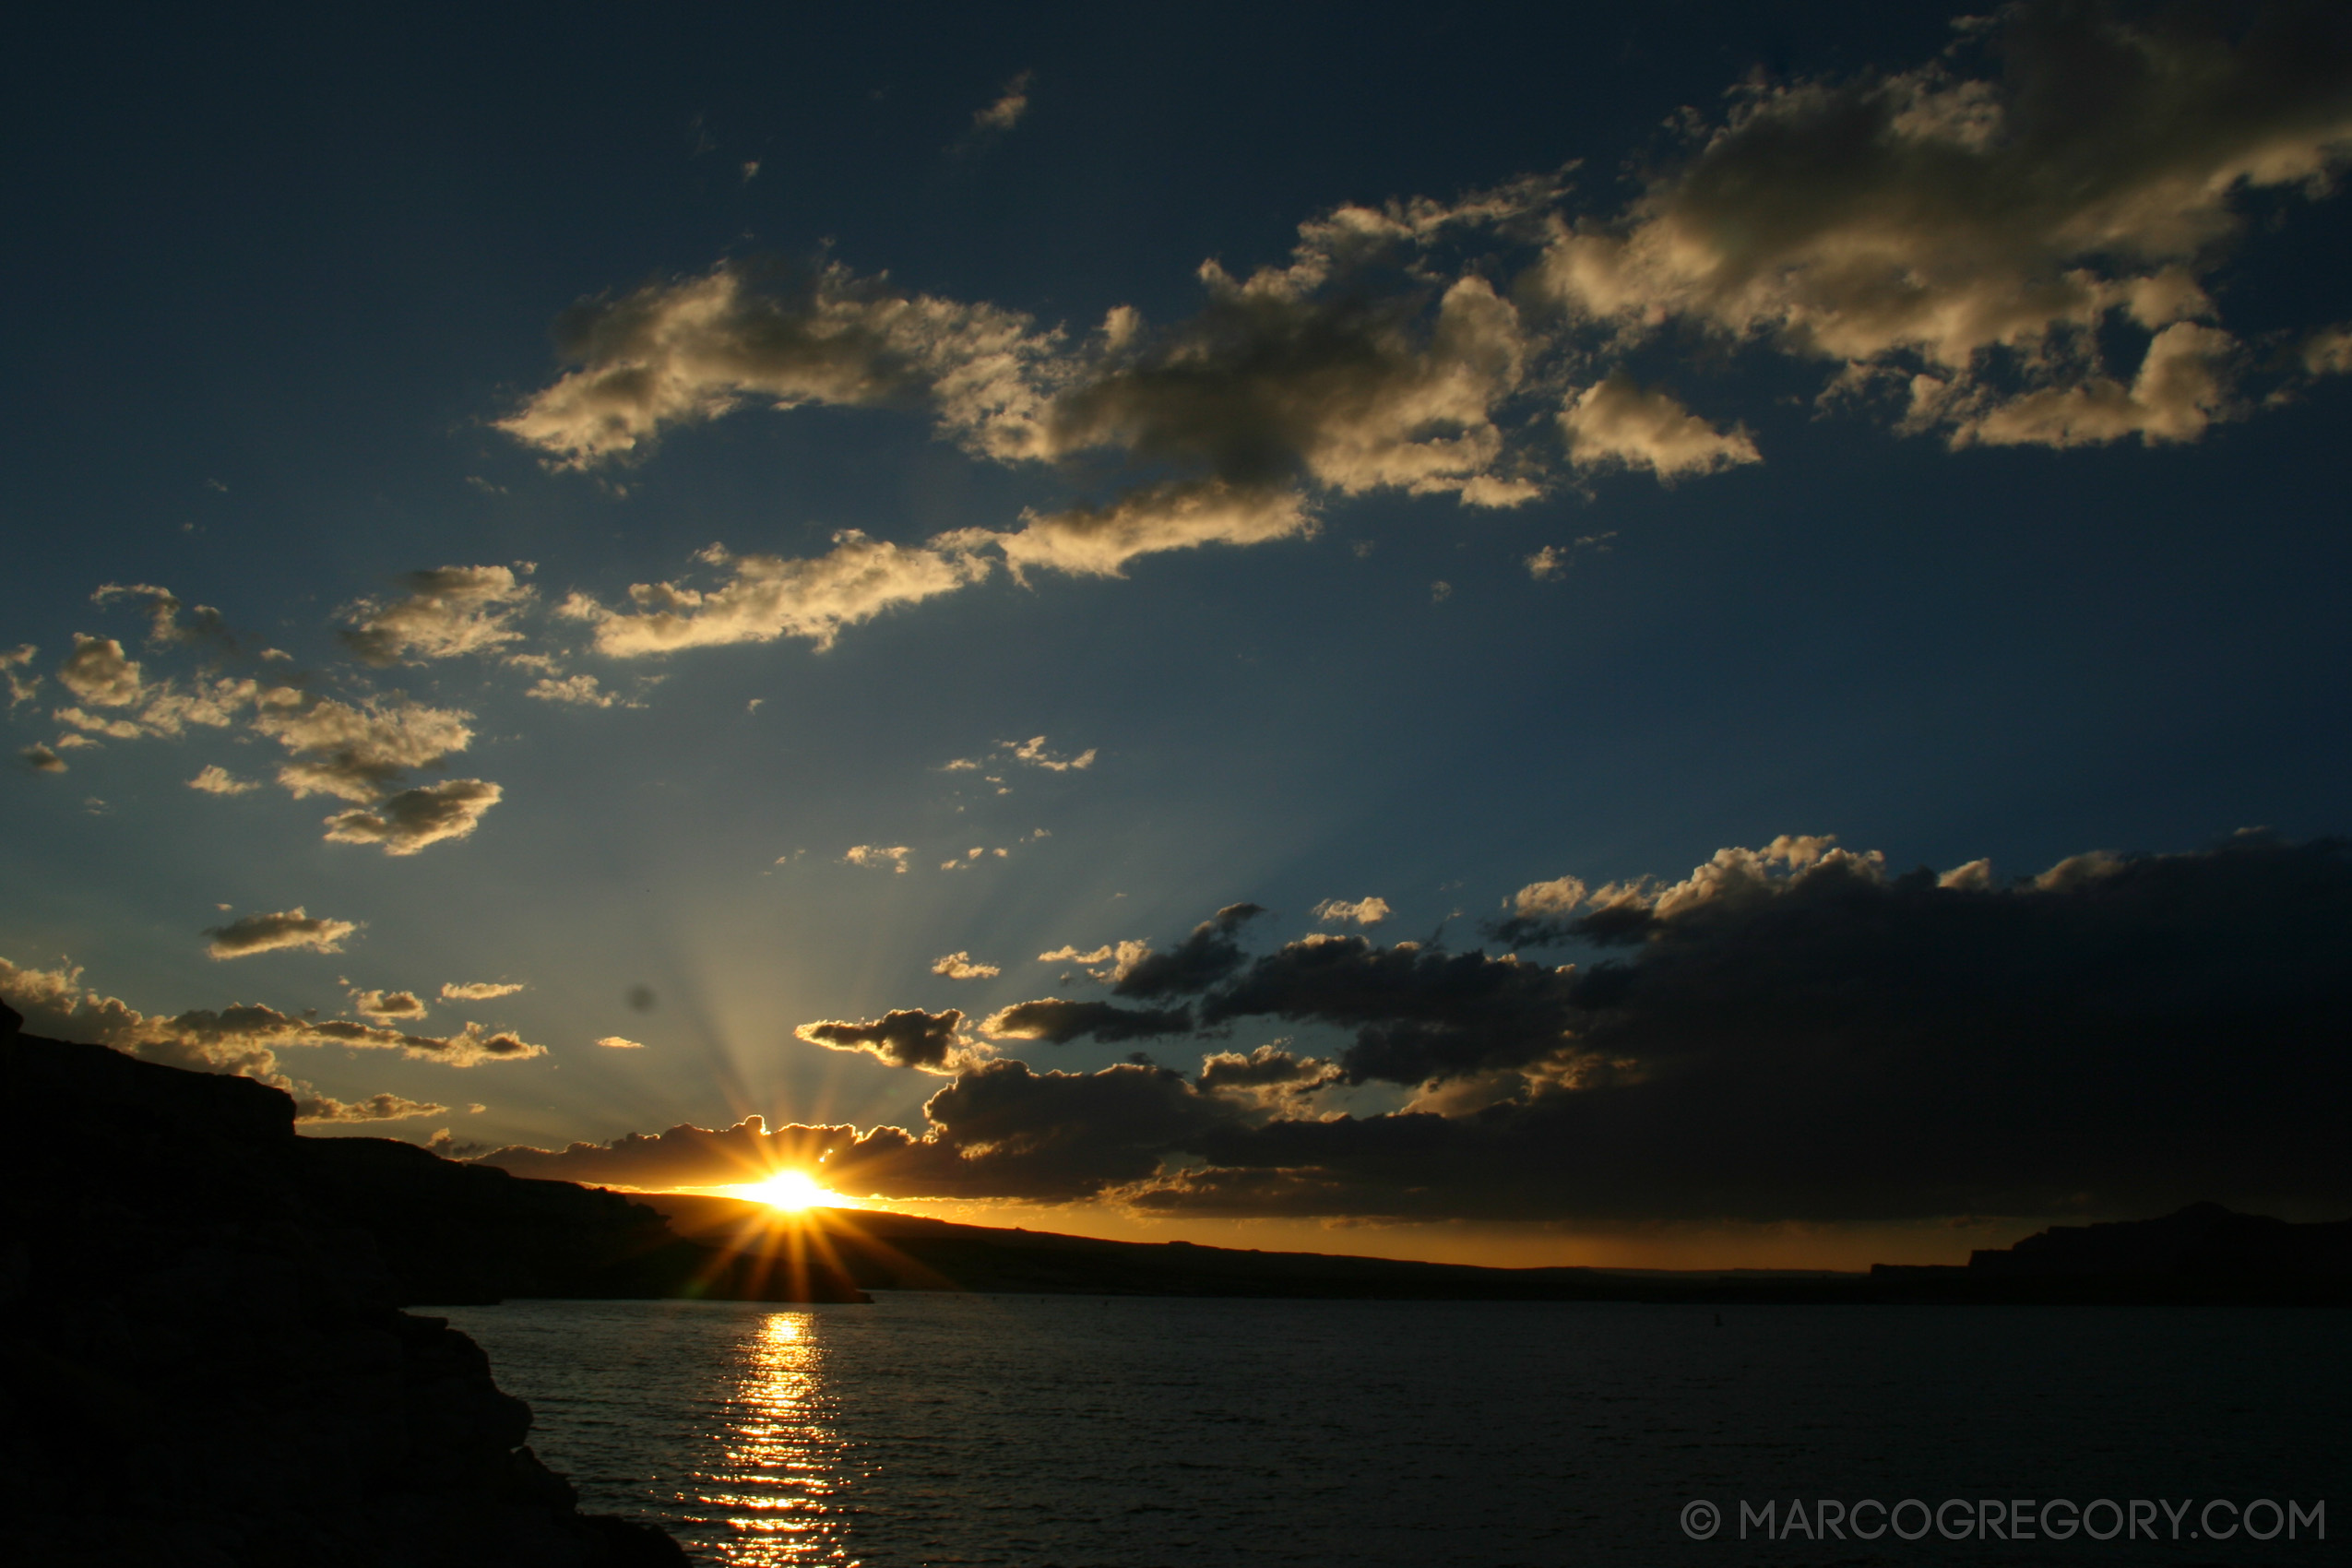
0, 1004, 857, 1567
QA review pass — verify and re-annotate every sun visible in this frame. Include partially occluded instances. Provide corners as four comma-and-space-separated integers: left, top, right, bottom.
732, 1170, 834, 1211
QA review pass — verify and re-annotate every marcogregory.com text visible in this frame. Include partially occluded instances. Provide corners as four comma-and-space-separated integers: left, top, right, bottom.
1678, 1497, 2325, 1543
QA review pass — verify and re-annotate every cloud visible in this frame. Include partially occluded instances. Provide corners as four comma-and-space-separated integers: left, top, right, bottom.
350, 988, 426, 1022
254, 692, 477, 803
1038, 940, 1152, 983
1196, 1042, 1344, 1101
1039, 255, 1538, 503
3, 643, 42, 706
294, 1091, 449, 1124
841, 844, 912, 873
187, 765, 259, 795
1001, 735, 1095, 771
1525, 533, 1614, 580
205, 909, 360, 959
21, 744, 65, 773
980, 997, 1195, 1045
561, 534, 993, 655
1559, 374, 1760, 479
92, 582, 232, 649
502, 196, 1550, 627
596, 1035, 646, 1050
525, 672, 628, 707
939, 846, 1010, 871
932, 952, 1002, 980
972, 69, 1034, 134
1491, 833, 1884, 945
55, 635, 146, 707
980, 479, 1317, 580
341, 564, 536, 664
321, 778, 503, 856
1108, 901, 1265, 1000
1313, 896, 1391, 927
443, 980, 527, 1001
794, 1006, 980, 1073
1531, 3, 2352, 449
2300, 323, 2352, 376
1947, 321, 2235, 447
53, 707, 146, 741
3, 954, 547, 1089
496, 259, 1062, 469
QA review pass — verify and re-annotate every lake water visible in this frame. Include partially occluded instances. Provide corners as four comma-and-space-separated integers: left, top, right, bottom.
438, 1294, 2341, 1567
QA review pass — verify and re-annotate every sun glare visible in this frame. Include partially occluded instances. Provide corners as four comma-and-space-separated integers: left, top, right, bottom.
734, 1170, 834, 1211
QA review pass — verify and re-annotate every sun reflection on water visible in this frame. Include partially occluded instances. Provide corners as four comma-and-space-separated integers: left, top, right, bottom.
684, 1313, 857, 1565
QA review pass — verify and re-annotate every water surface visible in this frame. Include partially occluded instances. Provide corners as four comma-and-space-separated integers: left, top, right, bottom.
440, 1294, 2340, 1566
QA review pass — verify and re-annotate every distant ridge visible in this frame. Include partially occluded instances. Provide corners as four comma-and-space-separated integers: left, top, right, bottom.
1872, 1203, 2352, 1285
636, 1193, 2352, 1306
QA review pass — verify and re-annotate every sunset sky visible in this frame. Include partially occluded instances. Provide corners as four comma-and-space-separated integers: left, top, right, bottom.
6, 1, 2347, 1267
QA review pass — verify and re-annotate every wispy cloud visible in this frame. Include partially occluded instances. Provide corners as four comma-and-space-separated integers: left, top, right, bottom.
493, 5, 2352, 671
340, 564, 535, 665
205, 908, 360, 959
972, 69, 1034, 135
841, 844, 912, 873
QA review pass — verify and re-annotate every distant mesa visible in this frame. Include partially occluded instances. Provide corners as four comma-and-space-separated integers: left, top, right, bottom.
1873, 1203, 2352, 1288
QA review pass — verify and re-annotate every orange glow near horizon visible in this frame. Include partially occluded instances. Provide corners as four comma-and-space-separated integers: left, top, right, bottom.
724, 1170, 842, 1212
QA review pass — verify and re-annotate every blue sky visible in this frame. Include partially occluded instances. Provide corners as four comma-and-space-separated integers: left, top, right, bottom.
5, 2, 2347, 1265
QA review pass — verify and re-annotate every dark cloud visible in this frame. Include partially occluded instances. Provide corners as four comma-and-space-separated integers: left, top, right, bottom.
1199, 934, 1581, 1085
982, 997, 1194, 1045
474, 1063, 1242, 1202
1195, 1043, 1343, 1098
795, 1007, 973, 1072
475, 1115, 885, 1187
321, 778, 503, 856
350, 989, 426, 1021
1143, 837, 2352, 1220
724, 837, 2352, 1224
204, 908, 360, 959
906, 1059, 1235, 1197
1111, 902, 1265, 1000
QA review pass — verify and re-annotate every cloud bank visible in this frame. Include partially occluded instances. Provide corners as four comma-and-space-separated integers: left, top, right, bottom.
491, 5, 2352, 665
467, 836, 2351, 1222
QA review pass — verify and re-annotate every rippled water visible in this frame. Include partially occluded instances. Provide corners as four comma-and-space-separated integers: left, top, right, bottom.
439, 1295, 2341, 1566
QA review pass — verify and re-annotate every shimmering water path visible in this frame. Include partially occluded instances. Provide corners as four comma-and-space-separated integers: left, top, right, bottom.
440, 1295, 2341, 1567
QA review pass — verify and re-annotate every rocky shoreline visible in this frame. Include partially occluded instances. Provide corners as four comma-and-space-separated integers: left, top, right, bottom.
1, 1003, 701, 1566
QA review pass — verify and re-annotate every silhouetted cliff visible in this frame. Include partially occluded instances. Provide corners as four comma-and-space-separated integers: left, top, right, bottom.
0, 1004, 715, 1566
1869, 1203, 2352, 1301
1966, 1202, 2352, 1277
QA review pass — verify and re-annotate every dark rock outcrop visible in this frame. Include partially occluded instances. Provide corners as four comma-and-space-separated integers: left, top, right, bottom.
1964, 1201, 2352, 1278
0, 1004, 695, 1566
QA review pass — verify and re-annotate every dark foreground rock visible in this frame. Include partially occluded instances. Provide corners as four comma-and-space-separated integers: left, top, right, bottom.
0, 1005, 704, 1566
